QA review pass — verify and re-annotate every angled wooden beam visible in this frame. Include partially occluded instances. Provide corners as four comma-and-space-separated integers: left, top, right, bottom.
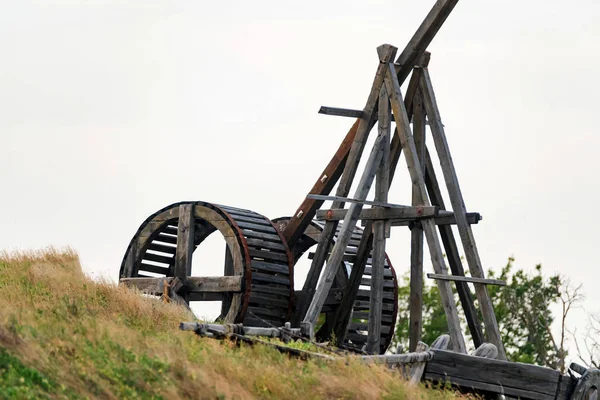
424, 150, 484, 348
427, 274, 506, 286
383, 59, 466, 353
366, 85, 391, 354
420, 68, 506, 360
316, 206, 439, 221
379, 212, 481, 226
318, 105, 437, 126
307, 194, 425, 209
409, 86, 426, 352
292, 45, 398, 326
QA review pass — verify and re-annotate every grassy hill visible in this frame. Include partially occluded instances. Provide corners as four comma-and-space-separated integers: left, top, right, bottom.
0, 248, 463, 399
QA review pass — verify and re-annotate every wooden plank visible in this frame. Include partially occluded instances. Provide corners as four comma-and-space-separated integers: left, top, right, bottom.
420, 69, 505, 359
366, 85, 391, 354
409, 87, 426, 352
408, 342, 429, 385
383, 212, 481, 226
424, 149, 484, 348
424, 349, 560, 398
120, 277, 172, 294
383, 60, 466, 353
427, 273, 506, 286
294, 44, 398, 326
308, 194, 426, 210
315, 205, 438, 221
183, 276, 243, 293
318, 106, 363, 118
138, 262, 170, 275
174, 204, 195, 284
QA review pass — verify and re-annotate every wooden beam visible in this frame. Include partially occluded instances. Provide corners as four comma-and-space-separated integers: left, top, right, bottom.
185, 276, 243, 293
316, 206, 439, 221
420, 68, 505, 359
292, 44, 397, 326
383, 60, 466, 353
394, 0, 459, 83
366, 85, 391, 354
303, 45, 398, 328
424, 150, 484, 348
174, 204, 195, 286
427, 273, 506, 286
307, 194, 422, 209
409, 87, 426, 353
379, 212, 481, 226
318, 105, 437, 126
120, 277, 173, 294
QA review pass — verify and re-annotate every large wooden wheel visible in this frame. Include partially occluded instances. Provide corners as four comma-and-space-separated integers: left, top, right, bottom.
272, 217, 399, 354
120, 201, 294, 327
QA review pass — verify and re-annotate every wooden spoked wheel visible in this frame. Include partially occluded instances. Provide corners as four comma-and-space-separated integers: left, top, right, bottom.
120, 202, 294, 327
272, 217, 399, 354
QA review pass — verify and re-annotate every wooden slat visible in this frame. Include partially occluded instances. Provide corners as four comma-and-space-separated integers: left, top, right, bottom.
318, 106, 363, 118
427, 273, 506, 286
383, 60, 466, 353
143, 252, 174, 265
245, 238, 286, 251
315, 205, 438, 221
248, 249, 289, 263
138, 262, 170, 275
154, 233, 178, 244
147, 242, 177, 254
251, 260, 290, 275
420, 68, 505, 359
235, 220, 275, 233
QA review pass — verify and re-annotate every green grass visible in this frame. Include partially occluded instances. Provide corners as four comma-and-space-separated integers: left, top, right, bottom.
0, 248, 467, 399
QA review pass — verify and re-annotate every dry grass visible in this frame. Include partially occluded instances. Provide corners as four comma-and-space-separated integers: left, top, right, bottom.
0, 248, 465, 399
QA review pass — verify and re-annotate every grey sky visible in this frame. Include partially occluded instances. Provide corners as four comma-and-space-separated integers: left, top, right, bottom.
2, 0, 599, 356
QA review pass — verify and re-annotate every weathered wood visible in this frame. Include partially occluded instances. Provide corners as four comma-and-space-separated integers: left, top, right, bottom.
424, 150, 484, 348
471, 343, 498, 359
382, 212, 481, 226
174, 204, 195, 286
427, 273, 506, 286
424, 349, 562, 399
299, 44, 398, 327
366, 86, 391, 354
431, 334, 451, 350
393, 0, 459, 83
318, 106, 363, 118
571, 368, 600, 400
120, 277, 173, 294
383, 60, 466, 353
282, 0, 459, 248
308, 194, 432, 210
408, 341, 429, 385
359, 350, 434, 365
409, 87, 426, 353
185, 276, 243, 293
330, 54, 432, 345
315, 205, 438, 221
420, 69, 505, 359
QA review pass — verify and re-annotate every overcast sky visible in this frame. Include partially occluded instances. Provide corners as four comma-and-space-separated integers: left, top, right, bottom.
2, 0, 599, 358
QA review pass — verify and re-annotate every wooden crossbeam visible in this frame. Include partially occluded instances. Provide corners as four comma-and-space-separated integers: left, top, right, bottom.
362, 212, 481, 226
120, 276, 243, 294
307, 194, 422, 209
316, 206, 438, 221
420, 67, 506, 360
383, 56, 466, 353
318, 105, 437, 126
427, 273, 506, 286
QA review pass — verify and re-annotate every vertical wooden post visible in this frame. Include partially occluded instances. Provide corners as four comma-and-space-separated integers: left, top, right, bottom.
174, 203, 195, 302
303, 45, 399, 328
294, 44, 398, 326
366, 86, 391, 354
409, 87, 426, 352
419, 68, 505, 359
383, 61, 466, 353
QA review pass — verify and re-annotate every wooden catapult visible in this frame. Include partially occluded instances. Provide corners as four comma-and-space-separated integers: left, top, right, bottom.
118, 0, 600, 398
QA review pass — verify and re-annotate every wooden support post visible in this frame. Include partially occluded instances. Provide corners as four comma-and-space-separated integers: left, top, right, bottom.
174, 204, 195, 302
420, 68, 506, 359
383, 60, 466, 353
424, 150, 484, 348
303, 45, 398, 329
329, 55, 430, 344
366, 86, 391, 354
294, 44, 398, 326
409, 87, 426, 352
